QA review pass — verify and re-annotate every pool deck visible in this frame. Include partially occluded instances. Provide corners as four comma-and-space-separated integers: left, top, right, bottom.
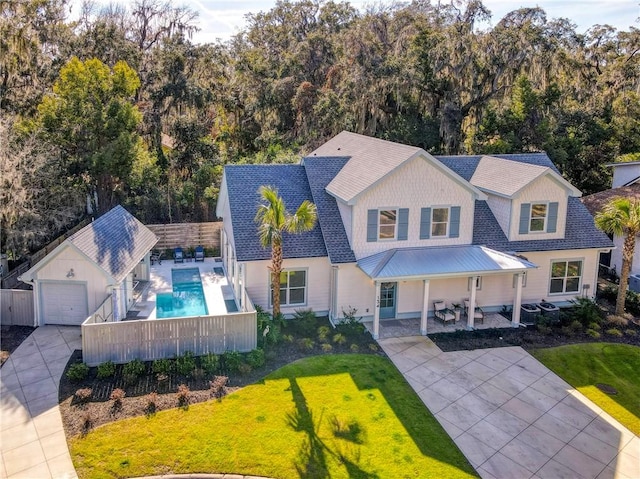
128, 258, 236, 320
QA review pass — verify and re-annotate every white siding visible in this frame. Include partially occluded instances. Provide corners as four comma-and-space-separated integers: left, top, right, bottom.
34, 245, 109, 324
511, 175, 568, 241
336, 200, 353, 245
609, 235, 639, 276
611, 163, 640, 188
486, 194, 511, 236
334, 264, 375, 320
216, 174, 235, 253
244, 256, 332, 315
352, 155, 476, 259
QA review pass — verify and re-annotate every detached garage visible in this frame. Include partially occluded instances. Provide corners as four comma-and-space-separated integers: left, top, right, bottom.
19, 206, 157, 326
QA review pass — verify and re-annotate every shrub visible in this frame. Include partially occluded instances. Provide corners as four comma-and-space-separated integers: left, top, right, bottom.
176, 384, 190, 407
247, 349, 265, 369
566, 298, 603, 327
317, 326, 331, 342
291, 309, 317, 336
607, 315, 629, 327
238, 362, 252, 375
570, 320, 583, 333
74, 387, 92, 403
222, 350, 242, 372
145, 392, 158, 414
321, 343, 333, 353
66, 363, 89, 382
152, 358, 173, 375
586, 329, 601, 338
200, 353, 219, 375
349, 344, 360, 353
110, 388, 126, 409
605, 328, 623, 337
297, 337, 315, 351
624, 329, 637, 337
283, 334, 294, 343
123, 359, 145, 378
176, 351, 196, 377
96, 361, 116, 379
588, 322, 601, 331
368, 343, 379, 352
333, 333, 347, 345
256, 305, 282, 346
560, 326, 574, 337
336, 307, 365, 338
209, 375, 228, 399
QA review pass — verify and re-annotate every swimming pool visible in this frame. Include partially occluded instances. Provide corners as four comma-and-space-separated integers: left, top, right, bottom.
156, 268, 209, 319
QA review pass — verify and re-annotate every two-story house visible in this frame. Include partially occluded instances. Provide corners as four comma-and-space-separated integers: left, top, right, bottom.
216, 132, 613, 338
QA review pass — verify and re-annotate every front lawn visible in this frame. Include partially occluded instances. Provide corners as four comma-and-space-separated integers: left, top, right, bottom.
70, 354, 477, 479
532, 343, 640, 435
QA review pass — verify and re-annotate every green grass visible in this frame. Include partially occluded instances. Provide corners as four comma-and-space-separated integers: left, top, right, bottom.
532, 343, 640, 435
70, 354, 477, 479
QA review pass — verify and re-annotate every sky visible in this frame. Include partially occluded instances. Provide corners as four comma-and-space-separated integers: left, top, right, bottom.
71, 1, 640, 44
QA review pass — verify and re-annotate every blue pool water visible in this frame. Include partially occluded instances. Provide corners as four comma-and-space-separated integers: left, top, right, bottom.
156, 268, 208, 319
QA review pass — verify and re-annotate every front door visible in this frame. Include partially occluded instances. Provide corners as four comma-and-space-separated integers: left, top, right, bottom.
379, 282, 397, 319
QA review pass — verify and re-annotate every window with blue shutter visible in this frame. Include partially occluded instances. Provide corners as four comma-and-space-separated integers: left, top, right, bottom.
519, 203, 531, 234
449, 206, 461, 238
397, 208, 409, 240
547, 202, 558, 233
420, 208, 431, 239
367, 209, 378, 242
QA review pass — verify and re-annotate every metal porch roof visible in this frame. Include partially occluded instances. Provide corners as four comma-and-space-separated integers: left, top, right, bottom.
357, 245, 537, 281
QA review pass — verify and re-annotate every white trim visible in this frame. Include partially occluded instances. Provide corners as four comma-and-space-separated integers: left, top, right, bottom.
378, 208, 399, 241
268, 268, 309, 308
430, 205, 450, 238
549, 258, 584, 295
529, 201, 548, 233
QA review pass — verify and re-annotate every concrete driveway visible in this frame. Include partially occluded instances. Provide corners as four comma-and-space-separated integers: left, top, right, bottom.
1, 325, 80, 478
378, 336, 639, 479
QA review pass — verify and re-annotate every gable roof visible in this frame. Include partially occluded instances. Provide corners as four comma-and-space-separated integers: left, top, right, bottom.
309, 131, 484, 204
22, 205, 157, 284
581, 184, 640, 216
223, 165, 327, 262
470, 155, 581, 198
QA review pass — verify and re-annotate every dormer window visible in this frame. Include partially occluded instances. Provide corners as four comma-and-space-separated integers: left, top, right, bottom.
432, 207, 449, 237
379, 210, 397, 239
529, 203, 547, 232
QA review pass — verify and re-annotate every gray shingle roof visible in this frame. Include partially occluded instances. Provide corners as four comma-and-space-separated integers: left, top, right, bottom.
303, 157, 356, 263
68, 205, 157, 283
224, 165, 327, 262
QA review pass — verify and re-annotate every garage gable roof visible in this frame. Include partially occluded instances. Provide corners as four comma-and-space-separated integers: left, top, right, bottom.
22, 206, 157, 284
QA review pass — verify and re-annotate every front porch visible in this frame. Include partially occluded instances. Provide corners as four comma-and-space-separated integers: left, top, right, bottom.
365, 313, 514, 339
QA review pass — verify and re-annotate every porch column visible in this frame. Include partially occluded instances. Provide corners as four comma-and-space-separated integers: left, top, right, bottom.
420, 279, 430, 336
468, 276, 478, 330
512, 273, 523, 327
373, 281, 381, 340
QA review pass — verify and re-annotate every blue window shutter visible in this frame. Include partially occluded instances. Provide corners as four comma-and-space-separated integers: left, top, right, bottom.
519, 203, 531, 234
398, 208, 409, 240
420, 208, 431, 239
547, 202, 558, 233
450, 206, 461, 238
367, 209, 378, 242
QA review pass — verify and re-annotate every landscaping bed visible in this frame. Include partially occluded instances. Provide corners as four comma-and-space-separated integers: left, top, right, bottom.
59, 313, 382, 437
0, 325, 35, 366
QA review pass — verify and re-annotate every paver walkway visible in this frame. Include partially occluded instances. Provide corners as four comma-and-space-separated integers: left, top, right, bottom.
1, 325, 80, 479
378, 336, 640, 479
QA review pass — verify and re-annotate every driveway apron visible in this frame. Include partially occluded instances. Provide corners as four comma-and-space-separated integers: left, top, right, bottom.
378, 336, 639, 479
1, 326, 80, 479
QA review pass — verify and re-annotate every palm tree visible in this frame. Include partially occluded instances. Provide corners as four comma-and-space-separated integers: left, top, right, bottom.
595, 197, 640, 315
255, 185, 317, 317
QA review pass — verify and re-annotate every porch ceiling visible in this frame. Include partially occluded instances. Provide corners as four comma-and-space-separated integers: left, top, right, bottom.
357, 245, 537, 281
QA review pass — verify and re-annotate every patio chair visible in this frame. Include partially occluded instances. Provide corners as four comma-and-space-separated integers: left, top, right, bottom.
174, 247, 184, 264
194, 245, 205, 262
463, 298, 484, 324
150, 250, 163, 265
433, 300, 456, 325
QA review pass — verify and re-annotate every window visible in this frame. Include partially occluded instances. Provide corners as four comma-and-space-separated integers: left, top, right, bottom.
271, 270, 307, 306
467, 276, 482, 291
379, 210, 397, 239
529, 203, 547, 232
549, 260, 582, 294
432, 207, 449, 237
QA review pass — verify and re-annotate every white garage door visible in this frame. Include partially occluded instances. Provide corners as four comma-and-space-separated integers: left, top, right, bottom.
41, 283, 89, 325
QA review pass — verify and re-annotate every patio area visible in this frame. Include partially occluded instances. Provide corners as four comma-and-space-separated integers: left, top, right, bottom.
126, 257, 237, 320
366, 313, 515, 339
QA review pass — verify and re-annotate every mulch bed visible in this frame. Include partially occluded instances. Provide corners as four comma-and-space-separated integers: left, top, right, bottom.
0, 325, 35, 367
59, 316, 382, 437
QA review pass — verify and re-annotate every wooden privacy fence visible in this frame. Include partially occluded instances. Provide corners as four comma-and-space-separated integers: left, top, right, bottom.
81, 311, 257, 366
146, 222, 222, 251
0, 290, 34, 326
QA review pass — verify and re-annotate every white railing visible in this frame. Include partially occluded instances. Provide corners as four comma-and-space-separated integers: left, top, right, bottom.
81, 310, 257, 366
84, 295, 114, 324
